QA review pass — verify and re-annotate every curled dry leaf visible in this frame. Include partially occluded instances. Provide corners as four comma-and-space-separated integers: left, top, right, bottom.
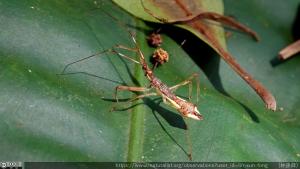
113, 0, 277, 111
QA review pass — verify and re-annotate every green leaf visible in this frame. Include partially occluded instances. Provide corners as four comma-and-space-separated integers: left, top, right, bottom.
0, 0, 299, 162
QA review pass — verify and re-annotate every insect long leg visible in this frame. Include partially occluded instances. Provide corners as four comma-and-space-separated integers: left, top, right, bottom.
127, 92, 157, 102
115, 45, 138, 52
110, 86, 157, 111
114, 86, 151, 103
170, 73, 200, 102
113, 49, 140, 64
111, 86, 156, 112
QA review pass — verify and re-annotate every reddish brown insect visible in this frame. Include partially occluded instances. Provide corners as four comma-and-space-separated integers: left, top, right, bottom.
61, 22, 201, 122
62, 34, 202, 121
113, 35, 202, 120
61, 32, 200, 161
60, 10, 201, 160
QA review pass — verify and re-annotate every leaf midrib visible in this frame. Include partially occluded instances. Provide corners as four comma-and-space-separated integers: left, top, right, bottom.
126, 19, 148, 162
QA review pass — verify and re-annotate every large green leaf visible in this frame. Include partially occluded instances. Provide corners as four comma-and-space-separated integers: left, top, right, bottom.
0, 0, 299, 162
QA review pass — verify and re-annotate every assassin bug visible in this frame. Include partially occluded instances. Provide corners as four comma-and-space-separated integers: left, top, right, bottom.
61, 32, 203, 120
61, 14, 202, 121
60, 10, 202, 160
113, 39, 203, 120
61, 32, 202, 121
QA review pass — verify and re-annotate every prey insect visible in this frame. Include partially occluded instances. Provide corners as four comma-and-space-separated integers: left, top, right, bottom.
147, 29, 163, 47
151, 47, 169, 69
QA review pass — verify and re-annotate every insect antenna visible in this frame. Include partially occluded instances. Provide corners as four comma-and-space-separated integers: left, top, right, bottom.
59, 49, 110, 75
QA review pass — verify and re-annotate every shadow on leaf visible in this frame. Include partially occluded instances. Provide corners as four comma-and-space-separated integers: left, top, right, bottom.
143, 22, 260, 123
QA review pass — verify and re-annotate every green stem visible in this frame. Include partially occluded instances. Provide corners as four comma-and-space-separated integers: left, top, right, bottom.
126, 20, 147, 162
